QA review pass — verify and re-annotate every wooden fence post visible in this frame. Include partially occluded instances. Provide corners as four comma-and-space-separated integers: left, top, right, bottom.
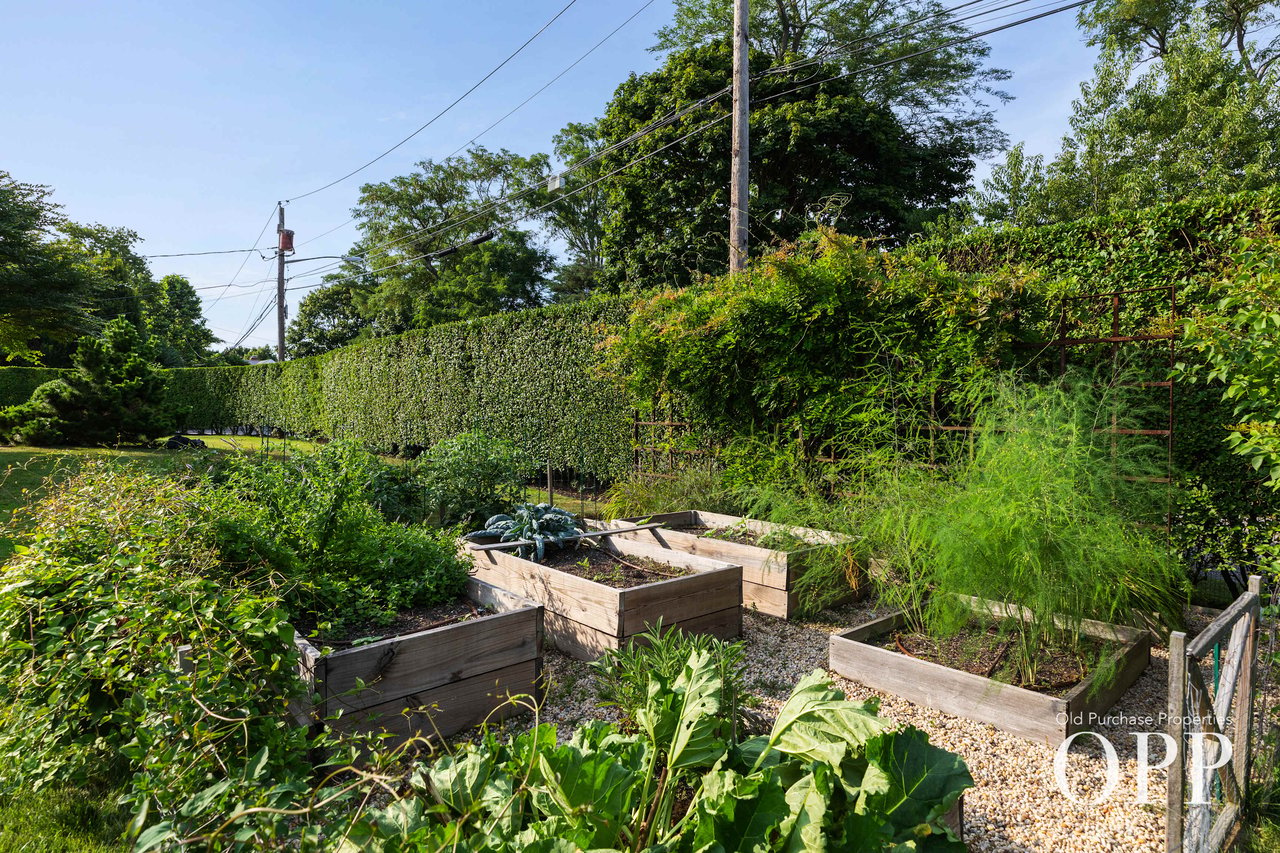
1238, 576, 1262, 799
1168, 630, 1187, 853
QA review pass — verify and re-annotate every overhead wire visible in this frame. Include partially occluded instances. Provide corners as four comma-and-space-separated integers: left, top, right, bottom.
281, 0, 1093, 297
142, 247, 272, 259
285, 0, 582, 203
286, 0, 1057, 284
292, 0, 660, 255
203, 204, 280, 313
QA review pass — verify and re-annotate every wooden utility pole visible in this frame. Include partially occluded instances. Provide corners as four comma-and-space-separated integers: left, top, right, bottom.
729, 0, 749, 273
275, 203, 287, 362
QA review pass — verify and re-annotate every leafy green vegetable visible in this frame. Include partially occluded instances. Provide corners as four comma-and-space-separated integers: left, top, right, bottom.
328, 655, 973, 851
464, 503, 584, 561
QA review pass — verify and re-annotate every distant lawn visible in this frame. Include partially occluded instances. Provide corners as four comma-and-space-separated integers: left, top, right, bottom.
0, 435, 324, 559
0, 786, 128, 853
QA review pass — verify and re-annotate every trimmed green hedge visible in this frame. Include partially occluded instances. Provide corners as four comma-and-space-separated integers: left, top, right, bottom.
0, 367, 67, 409
163, 299, 634, 478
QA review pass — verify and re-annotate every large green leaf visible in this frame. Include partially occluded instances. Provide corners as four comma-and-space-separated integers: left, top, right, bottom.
778, 761, 833, 852
688, 768, 789, 853
530, 740, 645, 846
635, 649, 728, 770
857, 727, 973, 844
431, 751, 496, 814
758, 670, 888, 770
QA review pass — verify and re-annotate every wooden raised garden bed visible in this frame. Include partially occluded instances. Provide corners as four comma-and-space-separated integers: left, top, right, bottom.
466, 532, 743, 660
593, 510, 861, 619
828, 596, 1151, 745
293, 578, 543, 742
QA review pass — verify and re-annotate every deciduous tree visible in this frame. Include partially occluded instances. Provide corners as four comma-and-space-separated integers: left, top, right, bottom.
597, 43, 971, 289
652, 0, 1013, 157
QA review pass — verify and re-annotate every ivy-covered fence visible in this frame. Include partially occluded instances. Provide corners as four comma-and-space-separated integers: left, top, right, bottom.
163, 299, 635, 479
920, 188, 1280, 327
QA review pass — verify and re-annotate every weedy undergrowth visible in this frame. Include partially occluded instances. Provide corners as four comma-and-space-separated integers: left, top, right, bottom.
601, 465, 739, 520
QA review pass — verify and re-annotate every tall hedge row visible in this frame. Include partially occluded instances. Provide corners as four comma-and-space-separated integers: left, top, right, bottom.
918, 188, 1280, 324
0, 367, 67, 408
3, 189, 1276, 495
162, 299, 635, 478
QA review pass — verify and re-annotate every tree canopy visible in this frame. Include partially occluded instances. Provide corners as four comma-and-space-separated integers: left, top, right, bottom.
975, 14, 1280, 225
343, 146, 553, 331
0, 173, 97, 363
651, 0, 1013, 157
597, 43, 971, 289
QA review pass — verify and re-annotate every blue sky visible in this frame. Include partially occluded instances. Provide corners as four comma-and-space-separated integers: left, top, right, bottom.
1, 1, 1097, 351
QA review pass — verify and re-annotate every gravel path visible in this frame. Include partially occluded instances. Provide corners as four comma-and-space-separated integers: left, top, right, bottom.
513, 601, 1222, 853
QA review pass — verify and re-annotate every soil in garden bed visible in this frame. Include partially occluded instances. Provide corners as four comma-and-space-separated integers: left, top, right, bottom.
673, 523, 802, 550
873, 621, 1116, 698
297, 597, 494, 647
540, 544, 692, 588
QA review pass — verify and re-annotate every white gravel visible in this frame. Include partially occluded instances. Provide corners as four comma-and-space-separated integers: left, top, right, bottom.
501, 601, 1237, 853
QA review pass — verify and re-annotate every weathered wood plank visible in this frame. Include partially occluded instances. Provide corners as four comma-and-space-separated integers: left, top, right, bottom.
467, 577, 535, 613
543, 611, 618, 659
326, 659, 541, 742
1186, 664, 1243, 806
830, 627, 1068, 744
832, 607, 1150, 746
667, 606, 742, 642
320, 607, 540, 708
467, 535, 742, 659
1167, 631, 1187, 853
1212, 616, 1250, 726
470, 549, 624, 635
600, 524, 782, 587
742, 579, 791, 618
1238, 576, 1262, 794
596, 511, 859, 618
955, 594, 1147, 644
620, 565, 742, 634
1187, 591, 1259, 658
601, 534, 749, 575
1064, 634, 1150, 730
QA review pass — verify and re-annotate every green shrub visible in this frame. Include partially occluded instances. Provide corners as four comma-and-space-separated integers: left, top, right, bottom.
205, 441, 469, 627
0, 318, 175, 447
590, 621, 746, 733
601, 465, 738, 519
415, 431, 535, 526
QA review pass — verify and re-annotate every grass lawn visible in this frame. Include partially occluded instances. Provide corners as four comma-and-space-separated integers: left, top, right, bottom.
0, 787, 128, 853
0, 436, 323, 559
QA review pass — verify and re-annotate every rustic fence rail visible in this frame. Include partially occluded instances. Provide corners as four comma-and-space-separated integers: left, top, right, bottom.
1167, 575, 1262, 853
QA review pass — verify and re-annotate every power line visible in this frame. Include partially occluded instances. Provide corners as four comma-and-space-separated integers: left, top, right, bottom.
291, 0, 659, 255
282, 0, 1093, 297
286, 0, 1037, 279
142, 247, 271, 259
204, 205, 279, 312
286, 0, 582, 203
228, 296, 278, 349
